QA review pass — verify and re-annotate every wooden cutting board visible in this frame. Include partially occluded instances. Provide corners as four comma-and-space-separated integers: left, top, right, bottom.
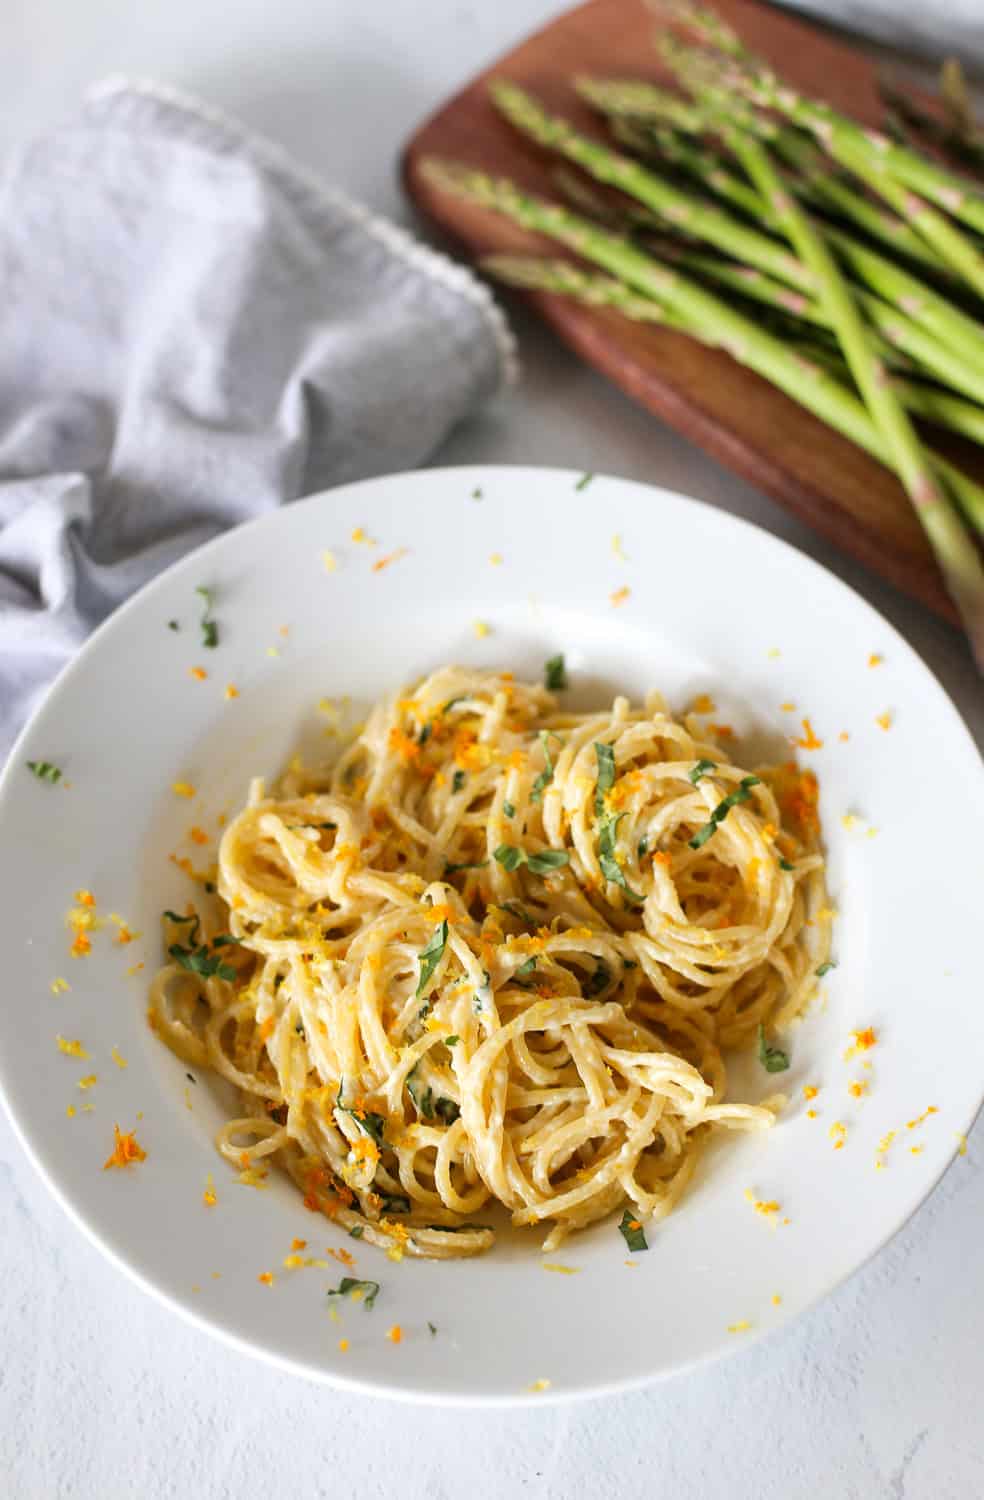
402, 0, 984, 628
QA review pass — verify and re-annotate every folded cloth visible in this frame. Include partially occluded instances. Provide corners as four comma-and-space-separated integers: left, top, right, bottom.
0, 78, 515, 755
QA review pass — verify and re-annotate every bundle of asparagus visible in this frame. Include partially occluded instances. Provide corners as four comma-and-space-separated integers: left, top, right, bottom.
419, 0, 984, 668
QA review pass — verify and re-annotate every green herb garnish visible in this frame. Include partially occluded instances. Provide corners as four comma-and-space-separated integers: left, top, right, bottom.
377, 1192, 410, 1214
444, 1035, 460, 1047
452, 770, 466, 794
196, 586, 218, 648
815, 961, 837, 978
416, 919, 448, 999
419, 722, 432, 746
688, 758, 717, 785
618, 1208, 648, 1252
530, 731, 557, 804
407, 1068, 435, 1120
594, 742, 616, 816
598, 814, 644, 905
757, 1024, 790, 1074
336, 1081, 387, 1143
26, 760, 62, 783
778, 857, 795, 871
689, 776, 761, 850
167, 620, 179, 631
583, 961, 611, 997
503, 800, 516, 819
427, 1321, 438, 1335
637, 835, 648, 858
494, 844, 525, 872
544, 653, 568, 691
515, 957, 537, 979
528, 848, 569, 874
435, 1096, 461, 1125
575, 472, 593, 491
327, 1277, 380, 1309
471, 487, 483, 500
444, 859, 488, 875
348, 1225, 365, 1239
168, 940, 236, 982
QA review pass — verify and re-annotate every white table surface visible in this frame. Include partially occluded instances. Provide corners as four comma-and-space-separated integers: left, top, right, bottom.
3, 4, 982, 1498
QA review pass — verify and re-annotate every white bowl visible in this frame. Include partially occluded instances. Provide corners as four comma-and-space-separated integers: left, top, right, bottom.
1, 465, 980, 1404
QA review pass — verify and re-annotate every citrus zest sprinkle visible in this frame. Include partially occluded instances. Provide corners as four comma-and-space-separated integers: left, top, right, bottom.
56, 1035, 89, 1059
728, 1321, 752, 1333
103, 1124, 146, 1169
189, 666, 207, 681
875, 711, 892, 731
338, 1339, 350, 1352
868, 653, 883, 668
472, 620, 491, 638
793, 717, 823, 750
610, 586, 630, 608
225, 683, 239, 700
172, 782, 196, 799
542, 1262, 580, 1274
50, 978, 70, 995
387, 1325, 403, 1344
257, 1272, 274, 1285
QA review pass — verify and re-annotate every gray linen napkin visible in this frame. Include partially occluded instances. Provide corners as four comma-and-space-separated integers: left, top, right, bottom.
0, 78, 515, 755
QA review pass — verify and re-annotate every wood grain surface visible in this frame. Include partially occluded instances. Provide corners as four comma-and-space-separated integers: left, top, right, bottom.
403, 0, 984, 627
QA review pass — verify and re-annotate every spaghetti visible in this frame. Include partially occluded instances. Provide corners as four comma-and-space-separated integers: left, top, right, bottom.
149, 667, 828, 1259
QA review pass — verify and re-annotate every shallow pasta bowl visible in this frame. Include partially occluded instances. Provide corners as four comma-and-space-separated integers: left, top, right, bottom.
0, 464, 980, 1404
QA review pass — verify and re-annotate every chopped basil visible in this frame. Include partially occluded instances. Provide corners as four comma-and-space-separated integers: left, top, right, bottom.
167, 620, 179, 631
778, 856, 795, 871
515, 956, 537, 979
185, 1072, 197, 1084
452, 770, 466, 794
444, 1035, 460, 1047
435, 1096, 461, 1125
637, 835, 648, 858
583, 961, 611, 997
327, 1277, 380, 1310
494, 844, 525, 872
407, 1068, 434, 1120
471, 487, 483, 500
26, 760, 62, 783
527, 848, 570, 874
530, 731, 556, 804
618, 1208, 648, 1252
503, 800, 516, 819
815, 961, 837, 977
168, 944, 236, 981
164, 909, 200, 940
544, 653, 568, 691
166, 912, 236, 981
196, 586, 218, 648
689, 758, 717, 785
427, 1320, 438, 1335
689, 776, 761, 851
377, 1191, 410, 1214
348, 1225, 364, 1239
444, 859, 488, 875
495, 900, 535, 925
575, 472, 594, 491
594, 742, 616, 816
757, 1023, 790, 1073
336, 1082, 387, 1143
416, 919, 448, 999
419, 722, 432, 746
598, 814, 644, 905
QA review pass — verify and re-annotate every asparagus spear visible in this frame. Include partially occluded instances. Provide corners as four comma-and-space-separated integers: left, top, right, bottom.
420, 159, 984, 559
582, 77, 944, 274
652, 0, 984, 238
481, 252, 984, 527
489, 80, 808, 291
716, 122, 984, 659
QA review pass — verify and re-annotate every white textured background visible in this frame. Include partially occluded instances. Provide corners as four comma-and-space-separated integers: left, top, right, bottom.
2, 3, 982, 1498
